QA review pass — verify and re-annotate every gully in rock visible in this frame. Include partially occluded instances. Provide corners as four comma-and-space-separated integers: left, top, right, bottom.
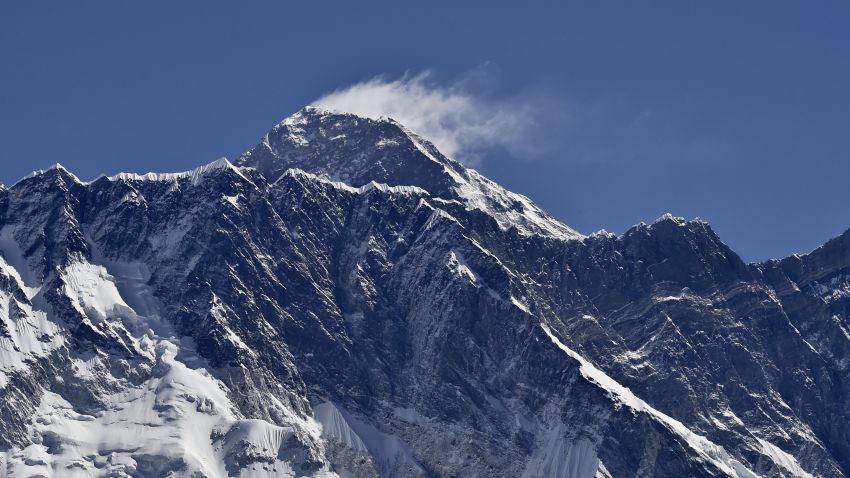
0, 109, 846, 478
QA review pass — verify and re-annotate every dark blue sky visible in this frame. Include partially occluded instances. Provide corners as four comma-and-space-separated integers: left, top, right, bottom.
2, 2, 849, 261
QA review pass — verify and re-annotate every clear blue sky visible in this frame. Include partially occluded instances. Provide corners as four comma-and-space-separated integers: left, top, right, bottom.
2, 2, 849, 261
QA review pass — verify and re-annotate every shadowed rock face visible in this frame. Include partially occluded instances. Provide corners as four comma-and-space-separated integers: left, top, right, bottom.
0, 108, 847, 477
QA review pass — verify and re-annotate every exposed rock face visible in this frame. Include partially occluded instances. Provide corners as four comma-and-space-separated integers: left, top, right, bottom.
0, 107, 847, 477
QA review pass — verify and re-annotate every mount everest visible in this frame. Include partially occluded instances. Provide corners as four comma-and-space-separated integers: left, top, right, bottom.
0, 107, 848, 477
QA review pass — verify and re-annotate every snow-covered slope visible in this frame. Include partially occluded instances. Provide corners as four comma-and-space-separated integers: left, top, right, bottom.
0, 108, 848, 477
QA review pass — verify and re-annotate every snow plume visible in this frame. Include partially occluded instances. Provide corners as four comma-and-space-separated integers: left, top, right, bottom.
312, 71, 560, 165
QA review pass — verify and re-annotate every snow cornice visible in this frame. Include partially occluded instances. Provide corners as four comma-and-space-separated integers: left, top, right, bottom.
104, 158, 251, 187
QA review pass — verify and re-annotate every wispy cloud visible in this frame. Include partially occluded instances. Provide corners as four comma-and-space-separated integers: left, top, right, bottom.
312, 69, 722, 169
312, 71, 558, 165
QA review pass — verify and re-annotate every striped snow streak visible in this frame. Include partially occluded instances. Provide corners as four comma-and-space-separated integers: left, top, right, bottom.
540, 323, 759, 478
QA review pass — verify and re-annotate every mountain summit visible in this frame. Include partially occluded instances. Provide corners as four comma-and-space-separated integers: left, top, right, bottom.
0, 109, 848, 477
238, 107, 582, 239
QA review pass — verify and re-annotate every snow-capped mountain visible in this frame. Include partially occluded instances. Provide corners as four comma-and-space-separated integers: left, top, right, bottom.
0, 107, 848, 477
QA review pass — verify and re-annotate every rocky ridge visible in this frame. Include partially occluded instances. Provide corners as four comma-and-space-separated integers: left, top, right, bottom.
0, 107, 847, 477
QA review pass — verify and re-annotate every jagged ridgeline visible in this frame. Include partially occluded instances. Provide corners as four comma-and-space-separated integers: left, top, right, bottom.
0, 107, 848, 477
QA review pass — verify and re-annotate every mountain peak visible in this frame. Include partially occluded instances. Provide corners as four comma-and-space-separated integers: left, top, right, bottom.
2, 107, 848, 477
238, 108, 582, 240
13, 162, 82, 188
238, 107, 462, 194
